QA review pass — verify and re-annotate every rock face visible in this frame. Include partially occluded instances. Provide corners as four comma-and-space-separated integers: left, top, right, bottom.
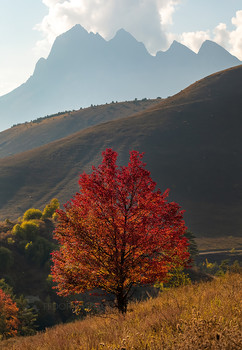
0, 24, 241, 131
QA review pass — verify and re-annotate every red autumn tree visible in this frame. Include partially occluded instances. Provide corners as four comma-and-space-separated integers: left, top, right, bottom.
51, 149, 189, 313
0, 289, 19, 339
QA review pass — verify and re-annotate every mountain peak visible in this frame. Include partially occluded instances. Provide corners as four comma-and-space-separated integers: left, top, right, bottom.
170, 40, 182, 47
112, 28, 139, 43
109, 28, 149, 56
167, 40, 196, 55
198, 40, 241, 63
199, 40, 234, 55
58, 24, 90, 41
47, 24, 106, 61
66, 24, 89, 35
199, 40, 224, 53
156, 40, 196, 59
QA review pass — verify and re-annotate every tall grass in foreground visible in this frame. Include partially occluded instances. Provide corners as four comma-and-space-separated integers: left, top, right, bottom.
1, 273, 241, 350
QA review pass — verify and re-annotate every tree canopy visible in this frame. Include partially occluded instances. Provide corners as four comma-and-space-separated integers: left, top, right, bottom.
51, 149, 189, 313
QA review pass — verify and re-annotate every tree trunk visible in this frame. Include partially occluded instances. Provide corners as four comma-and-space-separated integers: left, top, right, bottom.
116, 291, 127, 314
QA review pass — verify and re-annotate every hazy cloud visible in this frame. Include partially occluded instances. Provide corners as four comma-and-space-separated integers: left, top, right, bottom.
35, 0, 181, 56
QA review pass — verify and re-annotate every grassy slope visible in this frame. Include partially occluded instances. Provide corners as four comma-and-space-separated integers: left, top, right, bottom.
0, 66, 241, 237
0, 99, 159, 158
2, 273, 241, 350
196, 236, 242, 251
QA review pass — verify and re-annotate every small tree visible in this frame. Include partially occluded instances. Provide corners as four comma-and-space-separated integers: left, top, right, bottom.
12, 221, 39, 241
15, 295, 37, 336
0, 280, 37, 337
0, 289, 19, 339
23, 208, 42, 221
42, 198, 60, 219
51, 149, 189, 313
25, 237, 55, 266
0, 247, 14, 271
184, 230, 199, 263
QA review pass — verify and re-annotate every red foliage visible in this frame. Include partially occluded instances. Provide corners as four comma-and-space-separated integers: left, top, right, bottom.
0, 289, 19, 339
51, 149, 189, 313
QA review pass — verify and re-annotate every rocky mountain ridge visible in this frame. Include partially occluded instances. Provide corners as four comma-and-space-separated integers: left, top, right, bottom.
0, 24, 240, 131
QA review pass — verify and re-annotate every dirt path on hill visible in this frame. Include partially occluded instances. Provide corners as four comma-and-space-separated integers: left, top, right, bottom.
199, 249, 242, 255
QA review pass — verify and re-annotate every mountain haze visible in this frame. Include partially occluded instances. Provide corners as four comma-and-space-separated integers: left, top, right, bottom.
0, 65, 241, 238
0, 24, 240, 131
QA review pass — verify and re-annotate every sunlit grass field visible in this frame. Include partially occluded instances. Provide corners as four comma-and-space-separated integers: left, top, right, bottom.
1, 273, 241, 350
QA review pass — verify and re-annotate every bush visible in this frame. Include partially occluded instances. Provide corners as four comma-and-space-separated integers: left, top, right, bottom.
42, 198, 59, 219
12, 224, 22, 236
23, 208, 42, 221
0, 279, 37, 337
20, 221, 39, 241
13, 221, 39, 241
0, 289, 19, 339
156, 267, 191, 291
184, 230, 199, 262
25, 237, 55, 266
0, 247, 14, 271
199, 258, 219, 275
15, 295, 37, 336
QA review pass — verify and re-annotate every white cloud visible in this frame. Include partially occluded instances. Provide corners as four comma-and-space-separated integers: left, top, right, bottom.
228, 10, 242, 60
177, 10, 242, 60
213, 23, 230, 48
34, 0, 181, 57
34, 2, 242, 61
179, 31, 210, 53
212, 10, 242, 60
159, 0, 180, 27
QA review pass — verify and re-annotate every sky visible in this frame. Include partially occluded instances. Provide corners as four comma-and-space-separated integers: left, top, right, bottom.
0, 0, 242, 97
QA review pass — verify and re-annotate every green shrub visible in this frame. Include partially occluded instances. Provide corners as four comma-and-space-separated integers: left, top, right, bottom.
184, 230, 199, 262
12, 223, 23, 236
7, 237, 15, 245
12, 221, 39, 241
199, 258, 219, 275
0, 247, 14, 271
156, 267, 191, 291
24, 237, 55, 266
229, 260, 242, 273
15, 295, 37, 336
23, 208, 42, 221
42, 198, 59, 219
20, 221, 39, 241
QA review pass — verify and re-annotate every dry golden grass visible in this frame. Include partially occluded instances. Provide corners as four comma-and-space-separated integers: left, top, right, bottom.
1, 273, 241, 349
195, 236, 242, 251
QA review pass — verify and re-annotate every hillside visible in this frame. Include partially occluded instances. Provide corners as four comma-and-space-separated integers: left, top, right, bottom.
1, 273, 241, 349
0, 99, 159, 158
0, 24, 240, 131
0, 65, 241, 237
